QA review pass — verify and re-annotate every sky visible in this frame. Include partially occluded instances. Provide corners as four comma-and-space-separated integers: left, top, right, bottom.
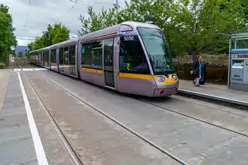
1, 0, 128, 46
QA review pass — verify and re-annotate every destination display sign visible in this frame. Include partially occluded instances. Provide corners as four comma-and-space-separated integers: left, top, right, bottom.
232, 54, 248, 59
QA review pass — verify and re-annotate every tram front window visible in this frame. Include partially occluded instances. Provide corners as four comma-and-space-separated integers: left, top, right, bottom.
119, 35, 150, 74
138, 27, 175, 75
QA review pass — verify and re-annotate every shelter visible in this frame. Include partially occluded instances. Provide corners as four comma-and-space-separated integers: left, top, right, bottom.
226, 32, 248, 92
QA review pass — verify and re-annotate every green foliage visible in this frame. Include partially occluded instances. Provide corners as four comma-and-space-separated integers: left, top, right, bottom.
78, 0, 247, 60
51, 24, 70, 44
174, 63, 228, 84
27, 42, 34, 51
79, 6, 118, 36
0, 4, 17, 64
0, 62, 6, 69
31, 23, 70, 50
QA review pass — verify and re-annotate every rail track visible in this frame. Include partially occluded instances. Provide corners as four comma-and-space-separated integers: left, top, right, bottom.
17, 61, 189, 165
136, 97, 248, 138
16, 60, 248, 165
17, 61, 83, 165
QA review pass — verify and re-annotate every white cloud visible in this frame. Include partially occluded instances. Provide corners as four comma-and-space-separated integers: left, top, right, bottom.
1, 0, 128, 46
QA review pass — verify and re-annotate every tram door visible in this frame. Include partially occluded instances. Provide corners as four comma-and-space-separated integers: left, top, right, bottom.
63, 47, 69, 74
59, 47, 64, 73
104, 38, 115, 88
69, 45, 76, 76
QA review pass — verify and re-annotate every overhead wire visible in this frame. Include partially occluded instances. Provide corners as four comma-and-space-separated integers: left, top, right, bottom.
17, 0, 125, 44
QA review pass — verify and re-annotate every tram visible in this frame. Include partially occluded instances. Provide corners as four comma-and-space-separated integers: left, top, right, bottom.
29, 21, 179, 97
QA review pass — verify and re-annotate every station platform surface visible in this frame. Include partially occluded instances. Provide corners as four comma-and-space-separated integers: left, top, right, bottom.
178, 80, 248, 107
0, 70, 38, 165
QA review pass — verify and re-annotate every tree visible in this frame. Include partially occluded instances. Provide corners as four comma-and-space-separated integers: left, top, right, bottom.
51, 23, 70, 44
0, 4, 17, 63
31, 23, 70, 50
78, 0, 247, 60
79, 6, 118, 36
171, 0, 247, 60
28, 42, 34, 51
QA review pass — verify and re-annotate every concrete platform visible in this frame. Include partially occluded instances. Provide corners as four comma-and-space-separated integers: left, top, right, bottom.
0, 70, 72, 165
0, 71, 38, 165
178, 80, 248, 107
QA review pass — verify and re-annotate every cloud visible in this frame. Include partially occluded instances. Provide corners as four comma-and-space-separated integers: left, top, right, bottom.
1, 0, 128, 46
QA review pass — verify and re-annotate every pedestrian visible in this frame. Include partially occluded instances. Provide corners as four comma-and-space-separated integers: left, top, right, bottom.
190, 55, 203, 86
10, 55, 15, 68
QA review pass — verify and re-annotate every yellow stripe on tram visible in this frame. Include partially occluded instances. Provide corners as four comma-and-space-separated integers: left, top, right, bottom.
81, 68, 103, 75
64, 65, 72, 68
119, 73, 154, 81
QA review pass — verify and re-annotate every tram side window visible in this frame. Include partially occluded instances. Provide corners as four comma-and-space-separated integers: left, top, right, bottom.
91, 41, 102, 69
81, 44, 91, 68
104, 38, 114, 67
44, 51, 49, 62
59, 48, 64, 64
42, 52, 45, 62
39, 53, 42, 61
42, 52, 44, 61
64, 47, 69, 64
69, 46, 75, 65
51, 50, 56, 63
119, 36, 150, 74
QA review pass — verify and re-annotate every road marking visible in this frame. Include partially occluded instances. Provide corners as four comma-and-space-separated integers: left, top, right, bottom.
14, 69, 22, 72
22, 68, 34, 71
34, 68, 47, 71
13, 68, 47, 72
17, 72, 49, 165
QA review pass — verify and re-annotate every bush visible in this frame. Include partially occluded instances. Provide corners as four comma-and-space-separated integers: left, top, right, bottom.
174, 63, 228, 85
0, 62, 6, 69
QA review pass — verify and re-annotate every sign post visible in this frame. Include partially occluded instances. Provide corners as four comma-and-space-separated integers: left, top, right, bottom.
10, 46, 15, 56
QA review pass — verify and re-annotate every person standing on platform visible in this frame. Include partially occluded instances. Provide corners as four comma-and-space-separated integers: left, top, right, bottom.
10, 55, 15, 68
191, 56, 203, 86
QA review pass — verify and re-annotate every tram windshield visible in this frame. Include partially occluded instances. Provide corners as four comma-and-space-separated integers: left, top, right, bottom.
138, 27, 175, 75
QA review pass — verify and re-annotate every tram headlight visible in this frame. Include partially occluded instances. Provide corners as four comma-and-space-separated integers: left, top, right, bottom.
172, 75, 178, 80
156, 76, 166, 82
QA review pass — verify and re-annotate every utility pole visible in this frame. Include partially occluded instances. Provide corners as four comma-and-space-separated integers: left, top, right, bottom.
115, 0, 119, 24
116, 0, 118, 14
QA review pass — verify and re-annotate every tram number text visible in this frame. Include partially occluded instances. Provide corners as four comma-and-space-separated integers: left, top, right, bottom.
124, 36, 134, 41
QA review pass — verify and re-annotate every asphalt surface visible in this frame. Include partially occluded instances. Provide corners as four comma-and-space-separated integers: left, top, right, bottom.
1, 64, 248, 165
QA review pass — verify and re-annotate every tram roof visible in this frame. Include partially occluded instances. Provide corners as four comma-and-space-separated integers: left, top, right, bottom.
30, 46, 51, 53
79, 21, 160, 42
29, 38, 79, 53
56, 38, 79, 48
30, 21, 160, 54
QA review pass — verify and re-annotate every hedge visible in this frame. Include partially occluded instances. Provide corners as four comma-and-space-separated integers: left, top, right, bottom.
174, 63, 228, 85
0, 62, 6, 69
